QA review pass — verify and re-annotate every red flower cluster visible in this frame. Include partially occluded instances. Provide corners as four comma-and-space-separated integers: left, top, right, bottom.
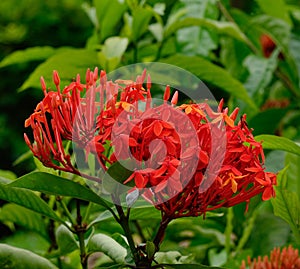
241, 245, 300, 269
24, 68, 276, 217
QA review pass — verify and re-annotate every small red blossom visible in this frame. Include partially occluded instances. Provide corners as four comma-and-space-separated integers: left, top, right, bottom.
241, 245, 300, 269
260, 34, 284, 59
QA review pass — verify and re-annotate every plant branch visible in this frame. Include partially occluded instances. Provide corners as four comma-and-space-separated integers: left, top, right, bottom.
75, 199, 88, 269
57, 196, 76, 226
153, 215, 171, 252
112, 195, 140, 265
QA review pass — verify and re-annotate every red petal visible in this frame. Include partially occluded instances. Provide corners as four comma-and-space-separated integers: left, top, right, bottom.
135, 173, 147, 188
154, 121, 163, 137
262, 186, 274, 201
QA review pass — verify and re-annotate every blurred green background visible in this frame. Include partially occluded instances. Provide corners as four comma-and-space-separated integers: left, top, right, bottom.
0, 0, 93, 174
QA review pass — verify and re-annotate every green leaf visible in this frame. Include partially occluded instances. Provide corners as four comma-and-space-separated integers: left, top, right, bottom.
290, 33, 300, 89
89, 205, 161, 227
98, 37, 129, 71
285, 153, 300, 195
56, 225, 78, 255
146, 241, 156, 259
243, 53, 278, 105
0, 46, 56, 68
155, 251, 195, 265
249, 207, 290, 256
208, 248, 227, 267
160, 54, 258, 111
93, 0, 127, 42
101, 37, 129, 59
271, 168, 300, 243
102, 160, 134, 194
255, 0, 292, 25
164, 17, 247, 43
0, 170, 17, 184
132, 7, 153, 41
248, 108, 288, 136
0, 244, 58, 269
149, 23, 164, 42
19, 48, 99, 91
255, 135, 300, 156
0, 183, 61, 222
9, 172, 111, 209
158, 263, 226, 269
88, 233, 127, 264
0, 203, 49, 240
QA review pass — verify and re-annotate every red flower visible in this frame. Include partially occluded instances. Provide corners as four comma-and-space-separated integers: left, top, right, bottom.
260, 34, 284, 59
24, 68, 276, 215
241, 245, 300, 269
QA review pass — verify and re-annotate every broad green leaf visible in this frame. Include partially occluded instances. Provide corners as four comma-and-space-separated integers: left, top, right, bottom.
129, 206, 161, 220
111, 233, 134, 264
0, 170, 17, 184
102, 160, 134, 194
290, 33, 300, 88
93, 0, 127, 41
132, 7, 153, 41
220, 37, 250, 80
164, 17, 247, 43
160, 54, 258, 111
0, 183, 61, 222
255, 135, 300, 156
0, 203, 49, 239
174, 0, 219, 57
248, 108, 288, 136
0, 169, 16, 180
89, 205, 161, 227
247, 210, 290, 256
98, 37, 129, 71
243, 53, 278, 106
0, 46, 56, 68
149, 23, 164, 42
19, 48, 99, 91
9, 172, 111, 209
255, 0, 292, 25
56, 225, 78, 255
155, 251, 195, 265
271, 168, 300, 243
208, 248, 227, 267
0, 244, 58, 269
88, 233, 127, 264
285, 153, 300, 195
158, 263, 225, 269
101, 37, 129, 59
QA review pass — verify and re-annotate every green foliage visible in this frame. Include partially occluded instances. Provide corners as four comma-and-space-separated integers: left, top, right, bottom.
272, 167, 300, 243
0, 243, 58, 269
56, 224, 79, 255
88, 233, 127, 264
0, 203, 49, 239
161, 54, 258, 111
0, 182, 61, 222
1, 0, 300, 268
9, 172, 111, 209
255, 134, 300, 156
19, 48, 100, 91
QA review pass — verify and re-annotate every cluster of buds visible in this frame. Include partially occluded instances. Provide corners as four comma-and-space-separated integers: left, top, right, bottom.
241, 245, 300, 269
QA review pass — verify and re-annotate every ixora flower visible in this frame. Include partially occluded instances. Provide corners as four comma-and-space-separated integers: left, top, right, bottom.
240, 245, 300, 269
24, 68, 276, 218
